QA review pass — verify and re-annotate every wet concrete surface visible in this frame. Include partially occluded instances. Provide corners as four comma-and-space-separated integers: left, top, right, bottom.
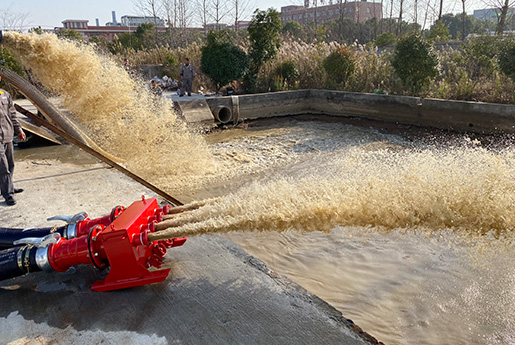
0, 145, 378, 345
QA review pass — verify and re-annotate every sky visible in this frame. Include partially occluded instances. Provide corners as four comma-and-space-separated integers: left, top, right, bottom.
3, 0, 485, 31
2, 0, 268, 30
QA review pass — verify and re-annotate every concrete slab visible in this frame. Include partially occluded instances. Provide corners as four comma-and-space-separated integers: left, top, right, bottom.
0, 146, 379, 345
176, 98, 214, 124
166, 92, 217, 103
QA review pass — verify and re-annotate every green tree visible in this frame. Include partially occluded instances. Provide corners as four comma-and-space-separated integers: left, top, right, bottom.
323, 45, 356, 88
461, 35, 502, 78
135, 22, 156, 48
428, 20, 451, 42
498, 39, 515, 80
0, 47, 26, 97
88, 36, 113, 53
116, 32, 143, 50
275, 60, 299, 89
246, 8, 282, 91
441, 13, 488, 39
391, 32, 439, 93
28, 26, 44, 34
281, 21, 304, 38
57, 29, 83, 41
201, 30, 249, 93
375, 32, 397, 47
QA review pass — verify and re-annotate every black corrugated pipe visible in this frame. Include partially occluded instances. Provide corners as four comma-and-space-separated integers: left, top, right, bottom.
0, 245, 42, 281
0, 226, 65, 250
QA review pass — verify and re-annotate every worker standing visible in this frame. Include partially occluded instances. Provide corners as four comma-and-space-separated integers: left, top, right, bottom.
0, 76, 26, 206
179, 58, 195, 97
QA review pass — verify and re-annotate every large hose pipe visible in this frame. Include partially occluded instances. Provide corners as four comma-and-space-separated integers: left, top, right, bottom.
0, 245, 42, 281
0, 226, 66, 250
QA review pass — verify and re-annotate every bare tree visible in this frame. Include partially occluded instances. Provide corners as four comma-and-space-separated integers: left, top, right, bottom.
398, 0, 404, 34
461, 0, 466, 40
389, 0, 394, 31
177, 0, 193, 27
0, 5, 30, 31
414, 0, 419, 24
133, 0, 164, 45
438, 0, 444, 20
233, 0, 253, 30
163, 0, 177, 28
494, 0, 515, 35
197, 0, 210, 35
421, 0, 435, 31
337, 0, 349, 40
209, 0, 231, 30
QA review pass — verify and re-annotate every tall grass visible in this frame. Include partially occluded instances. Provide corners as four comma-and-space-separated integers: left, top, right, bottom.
123, 37, 515, 104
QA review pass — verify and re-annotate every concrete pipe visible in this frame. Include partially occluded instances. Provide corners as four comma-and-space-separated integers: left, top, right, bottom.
213, 105, 233, 124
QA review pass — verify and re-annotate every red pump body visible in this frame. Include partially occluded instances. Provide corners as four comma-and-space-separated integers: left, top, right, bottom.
47, 197, 186, 291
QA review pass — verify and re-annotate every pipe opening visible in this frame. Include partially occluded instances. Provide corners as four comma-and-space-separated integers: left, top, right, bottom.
214, 106, 232, 124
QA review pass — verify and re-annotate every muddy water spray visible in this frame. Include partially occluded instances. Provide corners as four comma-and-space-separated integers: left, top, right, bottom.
150, 146, 515, 241
2, 32, 216, 190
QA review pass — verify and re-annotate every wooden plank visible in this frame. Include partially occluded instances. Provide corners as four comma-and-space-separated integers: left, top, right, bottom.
15, 104, 184, 206
18, 118, 62, 145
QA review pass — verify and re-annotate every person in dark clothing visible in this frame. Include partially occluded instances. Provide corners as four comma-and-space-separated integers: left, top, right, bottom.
0, 75, 26, 206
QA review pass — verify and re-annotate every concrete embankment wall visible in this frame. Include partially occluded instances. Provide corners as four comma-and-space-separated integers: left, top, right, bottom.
194, 90, 515, 134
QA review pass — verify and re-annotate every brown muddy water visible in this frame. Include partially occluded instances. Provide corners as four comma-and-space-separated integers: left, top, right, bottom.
18, 117, 515, 345
205, 117, 515, 345
6, 31, 514, 345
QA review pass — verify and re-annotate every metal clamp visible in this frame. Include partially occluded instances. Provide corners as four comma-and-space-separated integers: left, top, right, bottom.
13, 232, 61, 248
47, 212, 88, 239
47, 212, 87, 224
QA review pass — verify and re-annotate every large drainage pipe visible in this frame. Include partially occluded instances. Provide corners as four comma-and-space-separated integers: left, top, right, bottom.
0, 245, 42, 281
0, 227, 66, 250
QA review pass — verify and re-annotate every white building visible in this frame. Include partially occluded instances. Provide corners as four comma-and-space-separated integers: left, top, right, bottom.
121, 15, 166, 27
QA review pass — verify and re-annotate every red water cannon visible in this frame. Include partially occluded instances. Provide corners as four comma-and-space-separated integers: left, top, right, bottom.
0, 196, 186, 291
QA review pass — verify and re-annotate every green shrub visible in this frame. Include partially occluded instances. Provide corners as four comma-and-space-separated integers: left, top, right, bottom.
428, 20, 451, 42
201, 31, 249, 93
275, 60, 299, 89
498, 39, 515, 81
391, 33, 439, 94
281, 21, 304, 39
323, 45, 356, 88
375, 32, 397, 47
0, 47, 26, 97
57, 29, 83, 41
461, 35, 502, 78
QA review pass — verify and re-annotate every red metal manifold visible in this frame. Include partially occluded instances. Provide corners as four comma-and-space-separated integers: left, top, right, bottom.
45, 196, 186, 291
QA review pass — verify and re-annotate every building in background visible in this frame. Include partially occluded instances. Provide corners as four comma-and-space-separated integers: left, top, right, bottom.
281, 0, 382, 24
121, 15, 166, 27
57, 11, 167, 42
473, 7, 515, 22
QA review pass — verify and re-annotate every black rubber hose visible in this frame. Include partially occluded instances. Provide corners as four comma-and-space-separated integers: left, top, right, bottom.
0, 246, 41, 281
0, 226, 65, 250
